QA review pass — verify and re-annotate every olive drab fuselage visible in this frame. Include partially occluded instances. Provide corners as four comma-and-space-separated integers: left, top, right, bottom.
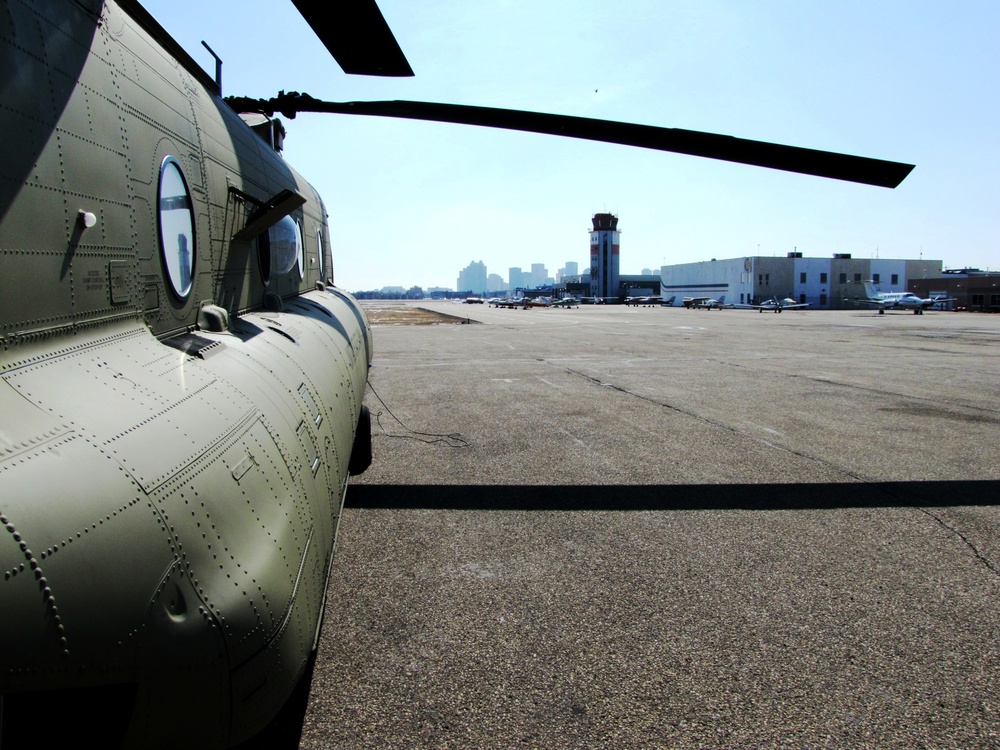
0, 0, 371, 746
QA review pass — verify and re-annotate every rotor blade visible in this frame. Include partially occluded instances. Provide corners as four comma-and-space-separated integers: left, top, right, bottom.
291, 0, 413, 76
229, 93, 914, 188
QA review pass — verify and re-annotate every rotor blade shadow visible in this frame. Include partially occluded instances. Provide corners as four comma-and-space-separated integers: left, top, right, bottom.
346, 481, 999, 511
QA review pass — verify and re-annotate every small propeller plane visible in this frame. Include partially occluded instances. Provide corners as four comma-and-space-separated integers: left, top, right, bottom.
749, 297, 811, 313
684, 295, 734, 310
551, 297, 580, 308
522, 297, 553, 308
0, 0, 913, 747
625, 295, 664, 306
486, 296, 550, 309
850, 282, 954, 315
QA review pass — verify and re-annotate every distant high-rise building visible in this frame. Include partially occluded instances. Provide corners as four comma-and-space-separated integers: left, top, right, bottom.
509, 266, 528, 292
589, 213, 620, 298
557, 261, 579, 284
487, 273, 506, 293
530, 263, 548, 288
457, 260, 487, 295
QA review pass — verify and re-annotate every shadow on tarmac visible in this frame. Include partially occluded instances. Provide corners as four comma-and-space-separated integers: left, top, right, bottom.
348, 480, 998, 511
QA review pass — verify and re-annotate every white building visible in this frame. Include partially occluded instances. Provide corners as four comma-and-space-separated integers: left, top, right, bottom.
661, 253, 942, 308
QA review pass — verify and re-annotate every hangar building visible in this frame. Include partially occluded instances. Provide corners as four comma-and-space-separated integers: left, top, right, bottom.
910, 268, 1000, 312
660, 253, 943, 309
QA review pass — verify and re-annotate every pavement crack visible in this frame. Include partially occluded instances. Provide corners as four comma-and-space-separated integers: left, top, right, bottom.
701, 358, 1000, 418
913, 506, 1000, 578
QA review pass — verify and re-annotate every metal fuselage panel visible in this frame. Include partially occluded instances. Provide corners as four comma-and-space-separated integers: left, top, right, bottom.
0, 0, 369, 746
0, 0, 334, 343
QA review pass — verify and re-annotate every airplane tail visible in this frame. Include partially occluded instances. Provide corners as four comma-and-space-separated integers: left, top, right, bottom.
718, 295, 726, 304
862, 281, 879, 300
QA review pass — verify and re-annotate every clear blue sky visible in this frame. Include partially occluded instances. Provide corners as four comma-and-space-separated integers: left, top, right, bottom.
147, 0, 999, 291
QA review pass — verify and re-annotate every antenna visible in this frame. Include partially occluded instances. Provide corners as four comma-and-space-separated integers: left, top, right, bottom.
201, 41, 222, 93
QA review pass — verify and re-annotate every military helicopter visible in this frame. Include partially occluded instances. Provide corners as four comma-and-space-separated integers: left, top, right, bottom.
0, 0, 912, 748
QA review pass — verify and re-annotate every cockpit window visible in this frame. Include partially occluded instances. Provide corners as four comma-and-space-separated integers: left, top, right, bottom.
295, 220, 305, 280
266, 215, 300, 279
158, 157, 196, 299
316, 228, 324, 279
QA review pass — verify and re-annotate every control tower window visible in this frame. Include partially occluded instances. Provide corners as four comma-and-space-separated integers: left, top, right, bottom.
157, 156, 196, 300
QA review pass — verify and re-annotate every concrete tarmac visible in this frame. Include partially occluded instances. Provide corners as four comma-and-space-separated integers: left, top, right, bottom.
301, 302, 1000, 749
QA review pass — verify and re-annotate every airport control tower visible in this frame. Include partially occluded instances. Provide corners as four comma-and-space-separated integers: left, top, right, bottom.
589, 213, 620, 299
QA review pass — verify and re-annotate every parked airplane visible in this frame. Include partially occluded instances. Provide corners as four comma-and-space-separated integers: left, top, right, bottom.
850, 282, 955, 315
685, 295, 733, 310
490, 297, 547, 309
0, 0, 913, 746
551, 298, 579, 308
522, 297, 553, 308
749, 297, 811, 313
625, 295, 664, 306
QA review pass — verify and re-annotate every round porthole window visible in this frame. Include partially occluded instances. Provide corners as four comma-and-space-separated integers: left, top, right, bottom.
157, 156, 196, 300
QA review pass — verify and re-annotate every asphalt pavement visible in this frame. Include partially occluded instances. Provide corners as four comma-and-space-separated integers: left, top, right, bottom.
301, 302, 1000, 749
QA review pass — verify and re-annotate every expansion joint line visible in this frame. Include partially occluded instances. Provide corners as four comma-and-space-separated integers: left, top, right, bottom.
560, 365, 846, 474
